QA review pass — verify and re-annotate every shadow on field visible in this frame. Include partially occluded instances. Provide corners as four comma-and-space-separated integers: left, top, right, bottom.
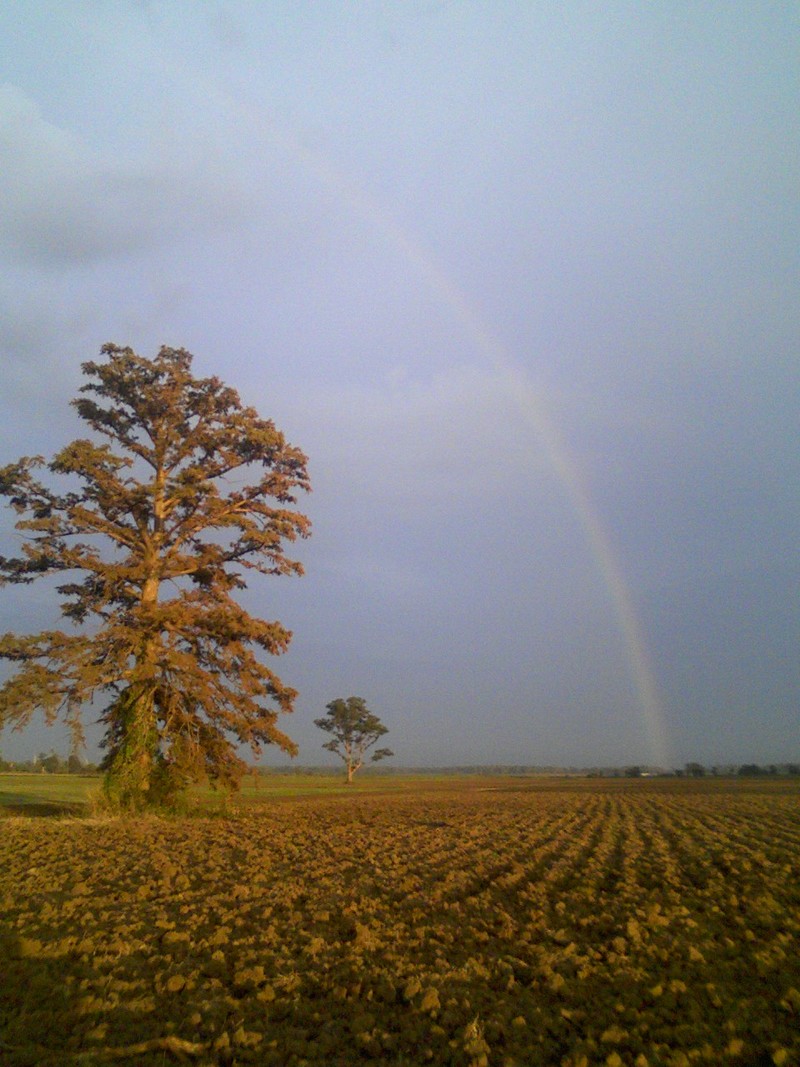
0, 924, 77, 1067
0, 792, 85, 818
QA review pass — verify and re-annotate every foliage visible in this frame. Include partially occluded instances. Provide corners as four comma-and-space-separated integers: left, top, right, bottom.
0, 756, 98, 775
314, 696, 393, 783
739, 763, 767, 776
0, 345, 310, 809
1, 780, 798, 1065
38, 752, 62, 774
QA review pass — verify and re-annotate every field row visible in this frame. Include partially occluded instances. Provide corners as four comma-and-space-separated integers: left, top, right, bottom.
1, 781, 799, 1065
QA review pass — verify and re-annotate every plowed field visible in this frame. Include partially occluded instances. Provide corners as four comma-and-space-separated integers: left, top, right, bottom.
1, 778, 799, 1065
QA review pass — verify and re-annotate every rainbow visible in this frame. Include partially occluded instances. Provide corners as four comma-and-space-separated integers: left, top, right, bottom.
284, 144, 672, 769
163, 62, 673, 768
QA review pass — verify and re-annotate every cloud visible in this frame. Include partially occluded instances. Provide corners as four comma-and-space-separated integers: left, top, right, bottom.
0, 83, 249, 266
291, 364, 556, 530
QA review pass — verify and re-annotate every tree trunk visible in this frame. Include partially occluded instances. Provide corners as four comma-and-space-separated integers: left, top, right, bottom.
103, 684, 159, 810
106, 473, 165, 809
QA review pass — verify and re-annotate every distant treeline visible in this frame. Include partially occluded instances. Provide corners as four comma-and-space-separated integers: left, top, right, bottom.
0, 752, 100, 774
255, 763, 800, 778
619, 762, 800, 779
250, 765, 584, 777
1, 755, 797, 778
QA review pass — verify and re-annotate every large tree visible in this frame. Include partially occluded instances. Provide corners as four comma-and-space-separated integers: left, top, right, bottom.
314, 696, 393, 783
0, 344, 310, 808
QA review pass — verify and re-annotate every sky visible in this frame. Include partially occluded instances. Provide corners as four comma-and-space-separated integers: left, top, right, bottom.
0, 2, 797, 770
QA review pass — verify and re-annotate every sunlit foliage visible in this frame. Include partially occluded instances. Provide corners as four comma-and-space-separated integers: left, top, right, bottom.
0, 345, 310, 808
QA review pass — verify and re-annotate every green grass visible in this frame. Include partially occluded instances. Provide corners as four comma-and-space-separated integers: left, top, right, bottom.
0, 770, 482, 816
0, 773, 100, 816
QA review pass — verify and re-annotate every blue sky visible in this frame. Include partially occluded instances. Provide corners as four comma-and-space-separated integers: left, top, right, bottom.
1, 2, 797, 769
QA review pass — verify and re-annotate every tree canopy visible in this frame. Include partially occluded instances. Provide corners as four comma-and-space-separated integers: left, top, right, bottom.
0, 344, 310, 808
314, 696, 393, 783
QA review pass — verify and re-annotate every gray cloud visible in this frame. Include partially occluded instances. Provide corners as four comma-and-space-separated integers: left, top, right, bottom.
0, 83, 250, 266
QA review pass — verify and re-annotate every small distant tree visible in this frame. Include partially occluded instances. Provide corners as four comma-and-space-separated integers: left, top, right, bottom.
685, 762, 705, 778
624, 766, 642, 778
314, 696, 393, 783
67, 753, 85, 774
39, 751, 63, 774
738, 763, 763, 777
